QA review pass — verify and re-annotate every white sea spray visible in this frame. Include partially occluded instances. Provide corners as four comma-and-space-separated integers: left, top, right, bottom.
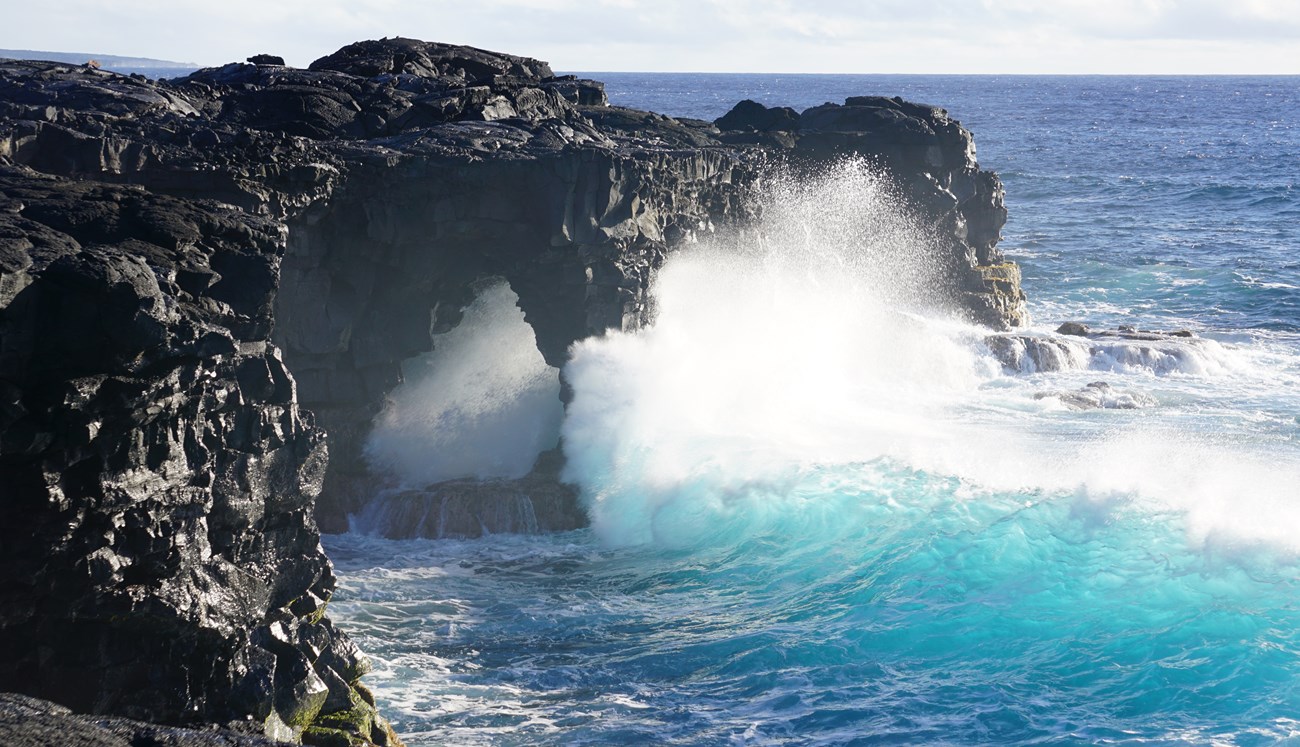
365, 280, 564, 486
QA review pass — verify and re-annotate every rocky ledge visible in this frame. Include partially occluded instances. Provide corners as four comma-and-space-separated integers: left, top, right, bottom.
985, 322, 1211, 375
0, 38, 1024, 743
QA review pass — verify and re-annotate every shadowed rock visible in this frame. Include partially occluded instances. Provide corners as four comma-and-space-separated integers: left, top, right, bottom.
354, 478, 583, 540
715, 99, 799, 132
351, 450, 583, 539
0, 171, 397, 745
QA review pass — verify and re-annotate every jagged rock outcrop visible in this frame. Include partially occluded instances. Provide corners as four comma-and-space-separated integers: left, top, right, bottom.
0, 172, 396, 745
0, 37, 1025, 742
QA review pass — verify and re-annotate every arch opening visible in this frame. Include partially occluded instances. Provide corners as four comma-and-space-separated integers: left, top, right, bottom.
364, 278, 565, 488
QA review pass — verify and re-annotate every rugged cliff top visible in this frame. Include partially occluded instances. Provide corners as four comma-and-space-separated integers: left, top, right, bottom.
2, 38, 1004, 220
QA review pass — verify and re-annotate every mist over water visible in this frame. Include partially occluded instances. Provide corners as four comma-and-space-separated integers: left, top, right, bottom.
365, 280, 563, 486
563, 160, 986, 546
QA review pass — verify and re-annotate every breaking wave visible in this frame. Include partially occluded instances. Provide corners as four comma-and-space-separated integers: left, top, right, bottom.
560, 161, 1300, 553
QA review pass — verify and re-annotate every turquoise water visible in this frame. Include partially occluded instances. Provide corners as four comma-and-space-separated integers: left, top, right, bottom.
326, 76, 1300, 745
328, 467, 1300, 744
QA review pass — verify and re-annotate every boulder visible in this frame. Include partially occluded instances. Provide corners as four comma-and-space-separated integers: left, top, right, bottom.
1057, 321, 1090, 336
714, 99, 799, 132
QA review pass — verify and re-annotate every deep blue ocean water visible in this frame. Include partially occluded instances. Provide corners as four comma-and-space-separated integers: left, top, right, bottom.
326, 75, 1300, 745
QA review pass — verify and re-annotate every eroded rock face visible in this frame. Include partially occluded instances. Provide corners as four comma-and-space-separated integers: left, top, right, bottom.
0, 173, 395, 743
0, 37, 1025, 739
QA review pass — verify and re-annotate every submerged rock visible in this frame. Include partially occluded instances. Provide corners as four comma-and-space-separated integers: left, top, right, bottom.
1034, 381, 1157, 410
0, 36, 1024, 741
986, 325, 1218, 375
985, 332, 1091, 373
351, 448, 582, 539
354, 477, 583, 540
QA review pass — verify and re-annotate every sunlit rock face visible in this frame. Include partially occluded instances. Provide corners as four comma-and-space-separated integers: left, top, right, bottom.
0, 37, 1019, 741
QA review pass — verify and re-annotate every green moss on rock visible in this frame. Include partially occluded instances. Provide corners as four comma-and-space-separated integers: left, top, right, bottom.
303, 682, 403, 747
303, 725, 370, 747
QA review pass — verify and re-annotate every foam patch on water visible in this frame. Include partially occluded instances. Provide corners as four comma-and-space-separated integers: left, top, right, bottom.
366, 280, 564, 486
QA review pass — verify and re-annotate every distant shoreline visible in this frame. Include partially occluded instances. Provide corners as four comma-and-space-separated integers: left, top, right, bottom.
0, 48, 197, 78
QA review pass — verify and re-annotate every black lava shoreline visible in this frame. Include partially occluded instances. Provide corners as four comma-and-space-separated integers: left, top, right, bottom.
0, 38, 1023, 744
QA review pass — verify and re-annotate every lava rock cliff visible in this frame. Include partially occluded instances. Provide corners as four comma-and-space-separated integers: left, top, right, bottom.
0, 38, 1024, 742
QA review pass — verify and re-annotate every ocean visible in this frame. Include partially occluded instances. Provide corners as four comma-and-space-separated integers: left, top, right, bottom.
324, 75, 1300, 745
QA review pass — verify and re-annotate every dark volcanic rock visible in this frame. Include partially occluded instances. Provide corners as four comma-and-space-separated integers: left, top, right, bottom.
0, 171, 396, 744
715, 99, 799, 132
1057, 321, 1090, 336
309, 38, 554, 83
793, 96, 1021, 322
1, 692, 293, 747
0, 36, 1027, 742
352, 450, 584, 539
715, 96, 1023, 326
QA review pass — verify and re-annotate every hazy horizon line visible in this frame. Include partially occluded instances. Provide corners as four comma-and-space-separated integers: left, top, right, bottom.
5, 47, 1299, 78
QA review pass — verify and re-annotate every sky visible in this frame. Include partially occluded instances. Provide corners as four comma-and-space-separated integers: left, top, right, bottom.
6, 0, 1300, 74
